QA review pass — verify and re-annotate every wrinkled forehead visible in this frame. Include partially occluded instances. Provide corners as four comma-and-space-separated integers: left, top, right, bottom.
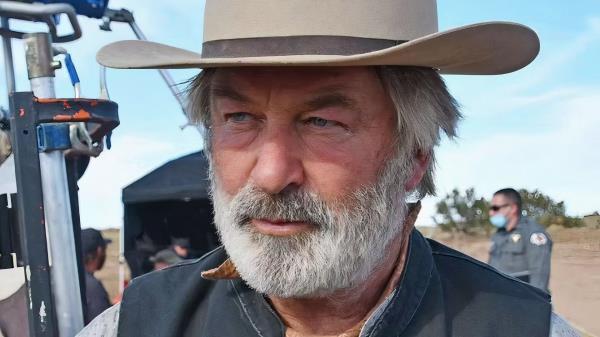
209, 66, 384, 99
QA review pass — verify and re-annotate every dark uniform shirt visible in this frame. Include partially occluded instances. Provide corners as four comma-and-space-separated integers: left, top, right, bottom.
84, 272, 111, 324
489, 216, 552, 292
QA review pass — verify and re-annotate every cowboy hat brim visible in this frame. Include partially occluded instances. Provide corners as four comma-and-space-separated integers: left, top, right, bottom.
97, 22, 539, 75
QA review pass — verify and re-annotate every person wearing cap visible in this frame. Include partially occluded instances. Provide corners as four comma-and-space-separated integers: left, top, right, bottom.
150, 249, 184, 271
170, 237, 191, 259
80, 228, 112, 324
488, 188, 553, 292
79, 1, 578, 336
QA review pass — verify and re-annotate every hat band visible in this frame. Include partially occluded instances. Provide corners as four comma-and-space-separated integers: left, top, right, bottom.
201, 36, 404, 58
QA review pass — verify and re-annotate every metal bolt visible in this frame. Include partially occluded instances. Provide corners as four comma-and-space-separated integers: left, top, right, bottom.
51, 60, 62, 70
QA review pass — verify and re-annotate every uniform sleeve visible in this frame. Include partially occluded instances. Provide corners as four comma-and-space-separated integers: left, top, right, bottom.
526, 230, 552, 291
76, 303, 120, 337
487, 233, 501, 267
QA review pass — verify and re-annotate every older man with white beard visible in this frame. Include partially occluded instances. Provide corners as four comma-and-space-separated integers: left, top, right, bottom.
207, 71, 418, 299
78, 1, 580, 336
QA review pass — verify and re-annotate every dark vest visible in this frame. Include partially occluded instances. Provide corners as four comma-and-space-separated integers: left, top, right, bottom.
118, 230, 551, 337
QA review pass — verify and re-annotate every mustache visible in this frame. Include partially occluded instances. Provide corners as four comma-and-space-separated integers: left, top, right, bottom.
229, 184, 334, 230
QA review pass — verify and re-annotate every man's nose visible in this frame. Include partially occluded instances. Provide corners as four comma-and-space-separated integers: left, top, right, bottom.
249, 127, 304, 194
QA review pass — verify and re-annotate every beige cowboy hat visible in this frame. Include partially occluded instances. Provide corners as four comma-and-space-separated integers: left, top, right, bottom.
97, 0, 540, 75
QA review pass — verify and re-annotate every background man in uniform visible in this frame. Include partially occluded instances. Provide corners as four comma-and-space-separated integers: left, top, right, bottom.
80, 228, 112, 324
489, 188, 553, 292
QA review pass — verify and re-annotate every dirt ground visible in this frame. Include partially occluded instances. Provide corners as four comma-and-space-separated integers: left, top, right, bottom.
99, 227, 600, 336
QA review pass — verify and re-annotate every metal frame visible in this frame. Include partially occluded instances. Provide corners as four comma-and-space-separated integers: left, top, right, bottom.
65, 155, 89, 320
0, 1, 82, 43
9, 92, 119, 337
0, 3, 124, 336
9, 91, 58, 337
101, 8, 187, 116
1, 17, 15, 94
0, 193, 18, 269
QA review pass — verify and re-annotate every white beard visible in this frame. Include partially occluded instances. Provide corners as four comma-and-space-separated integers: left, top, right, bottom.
211, 155, 410, 298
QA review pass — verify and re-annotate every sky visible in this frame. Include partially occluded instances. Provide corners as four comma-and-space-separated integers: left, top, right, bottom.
0, 0, 598, 228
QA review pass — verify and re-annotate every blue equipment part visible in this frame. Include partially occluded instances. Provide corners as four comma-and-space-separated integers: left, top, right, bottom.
37, 123, 71, 152
63, 53, 80, 86
37, 0, 108, 18
105, 130, 111, 149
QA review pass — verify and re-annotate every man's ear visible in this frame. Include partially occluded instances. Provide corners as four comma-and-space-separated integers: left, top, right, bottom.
404, 150, 430, 192
510, 204, 520, 218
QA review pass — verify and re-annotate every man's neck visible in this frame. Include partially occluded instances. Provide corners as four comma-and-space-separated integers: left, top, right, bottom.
268, 228, 410, 336
84, 263, 96, 274
506, 215, 521, 232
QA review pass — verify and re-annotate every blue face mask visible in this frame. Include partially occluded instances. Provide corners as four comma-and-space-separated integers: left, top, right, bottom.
490, 214, 508, 228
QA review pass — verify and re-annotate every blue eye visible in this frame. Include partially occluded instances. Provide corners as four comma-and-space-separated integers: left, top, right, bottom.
227, 112, 252, 122
308, 117, 332, 127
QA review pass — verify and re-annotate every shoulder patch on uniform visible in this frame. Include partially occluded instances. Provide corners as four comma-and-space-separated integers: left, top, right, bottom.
530, 232, 548, 246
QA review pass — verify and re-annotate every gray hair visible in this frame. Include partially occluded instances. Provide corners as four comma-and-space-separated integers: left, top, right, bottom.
186, 66, 461, 197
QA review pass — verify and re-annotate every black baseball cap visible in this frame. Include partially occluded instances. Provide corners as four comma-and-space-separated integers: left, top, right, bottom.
149, 249, 183, 265
81, 228, 112, 256
171, 237, 191, 249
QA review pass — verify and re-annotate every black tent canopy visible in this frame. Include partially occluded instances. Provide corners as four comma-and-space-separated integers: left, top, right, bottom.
122, 151, 219, 277
122, 151, 211, 203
